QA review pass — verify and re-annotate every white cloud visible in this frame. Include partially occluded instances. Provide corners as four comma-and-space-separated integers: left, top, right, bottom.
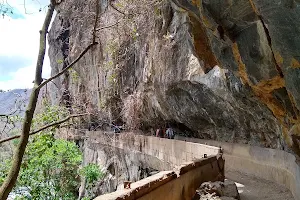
0, 61, 51, 91
0, 17, 40, 57
0, 66, 34, 90
0, 0, 52, 90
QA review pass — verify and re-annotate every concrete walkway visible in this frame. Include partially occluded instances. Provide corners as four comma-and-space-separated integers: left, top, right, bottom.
226, 170, 294, 200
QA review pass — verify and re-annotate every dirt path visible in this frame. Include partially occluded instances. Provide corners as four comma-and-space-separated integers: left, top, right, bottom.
226, 170, 294, 200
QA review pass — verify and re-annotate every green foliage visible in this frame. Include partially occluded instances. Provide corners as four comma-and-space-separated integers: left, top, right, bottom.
108, 72, 117, 85
32, 102, 69, 131
56, 59, 64, 64
21, 134, 82, 199
114, 2, 124, 8
154, 7, 161, 16
0, 134, 83, 199
80, 164, 103, 198
0, 105, 103, 199
104, 40, 118, 59
69, 68, 80, 83
12, 138, 20, 147
131, 27, 138, 41
8, 115, 23, 126
0, 160, 11, 185
98, 99, 106, 109
80, 164, 103, 184
103, 60, 115, 71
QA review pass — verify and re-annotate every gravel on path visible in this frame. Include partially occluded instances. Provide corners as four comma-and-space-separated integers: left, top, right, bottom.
226, 170, 294, 200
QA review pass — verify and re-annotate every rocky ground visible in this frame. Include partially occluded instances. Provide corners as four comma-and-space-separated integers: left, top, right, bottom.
192, 179, 240, 200
193, 170, 294, 200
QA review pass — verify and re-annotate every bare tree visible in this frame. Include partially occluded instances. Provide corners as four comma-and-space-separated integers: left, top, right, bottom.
0, 0, 100, 198
0, 0, 164, 197
0, 91, 29, 160
0, 2, 56, 198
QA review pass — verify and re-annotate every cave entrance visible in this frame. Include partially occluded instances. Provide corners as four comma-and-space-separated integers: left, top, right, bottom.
107, 163, 116, 176
165, 121, 194, 137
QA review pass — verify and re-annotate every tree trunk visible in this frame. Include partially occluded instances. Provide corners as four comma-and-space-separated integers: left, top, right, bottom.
0, 3, 55, 199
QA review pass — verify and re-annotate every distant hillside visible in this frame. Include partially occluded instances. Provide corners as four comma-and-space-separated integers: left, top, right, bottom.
0, 89, 30, 161
0, 89, 31, 116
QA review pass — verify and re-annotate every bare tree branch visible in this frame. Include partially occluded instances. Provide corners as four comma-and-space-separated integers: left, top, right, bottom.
37, 42, 97, 90
0, 106, 23, 117
0, 113, 87, 144
0, 2, 55, 198
92, 0, 100, 43
109, 0, 126, 15
1, 116, 10, 135
38, 0, 100, 91
0, 115, 14, 155
109, 0, 136, 17
96, 19, 122, 31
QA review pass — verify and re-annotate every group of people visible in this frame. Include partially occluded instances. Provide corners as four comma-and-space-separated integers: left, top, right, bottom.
155, 126, 175, 139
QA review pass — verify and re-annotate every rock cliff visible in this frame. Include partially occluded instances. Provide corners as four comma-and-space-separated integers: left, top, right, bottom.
48, 0, 300, 156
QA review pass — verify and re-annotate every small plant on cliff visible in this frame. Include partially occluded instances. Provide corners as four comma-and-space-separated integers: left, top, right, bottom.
104, 40, 119, 60
56, 59, 64, 64
69, 68, 80, 83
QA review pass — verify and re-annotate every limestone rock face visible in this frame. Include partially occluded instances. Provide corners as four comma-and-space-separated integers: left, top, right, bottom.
48, 0, 300, 155
79, 140, 160, 197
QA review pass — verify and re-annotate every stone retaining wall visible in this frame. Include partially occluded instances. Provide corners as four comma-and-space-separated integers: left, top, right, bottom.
89, 132, 224, 199
87, 131, 221, 167
176, 136, 300, 200
95, 156, 224, 200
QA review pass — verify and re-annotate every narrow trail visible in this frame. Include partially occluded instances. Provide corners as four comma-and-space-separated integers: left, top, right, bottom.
226, 170, 294, 200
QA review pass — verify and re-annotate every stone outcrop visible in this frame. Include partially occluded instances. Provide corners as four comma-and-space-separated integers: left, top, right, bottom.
193, 180, 240, 200
48, 0, 300, 156
78, 136, 162, 197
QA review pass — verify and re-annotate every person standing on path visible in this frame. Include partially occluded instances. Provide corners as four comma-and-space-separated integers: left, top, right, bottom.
166, 126, 175, 139
156, 127, 164, 138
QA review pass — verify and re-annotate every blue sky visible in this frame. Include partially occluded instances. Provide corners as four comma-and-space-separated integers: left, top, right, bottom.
0, 3, 25, 19
0, 0, 52, 90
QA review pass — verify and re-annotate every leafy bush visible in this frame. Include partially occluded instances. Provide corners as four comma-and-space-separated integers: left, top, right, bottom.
21, 134, 82, 199
0, 134, 83, 200
80, 163, 103, 198
80, 163, 103, 184
32, 103, 69, 129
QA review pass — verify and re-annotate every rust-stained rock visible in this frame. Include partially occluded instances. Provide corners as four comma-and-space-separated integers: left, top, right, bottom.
48, 0, 300, 157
